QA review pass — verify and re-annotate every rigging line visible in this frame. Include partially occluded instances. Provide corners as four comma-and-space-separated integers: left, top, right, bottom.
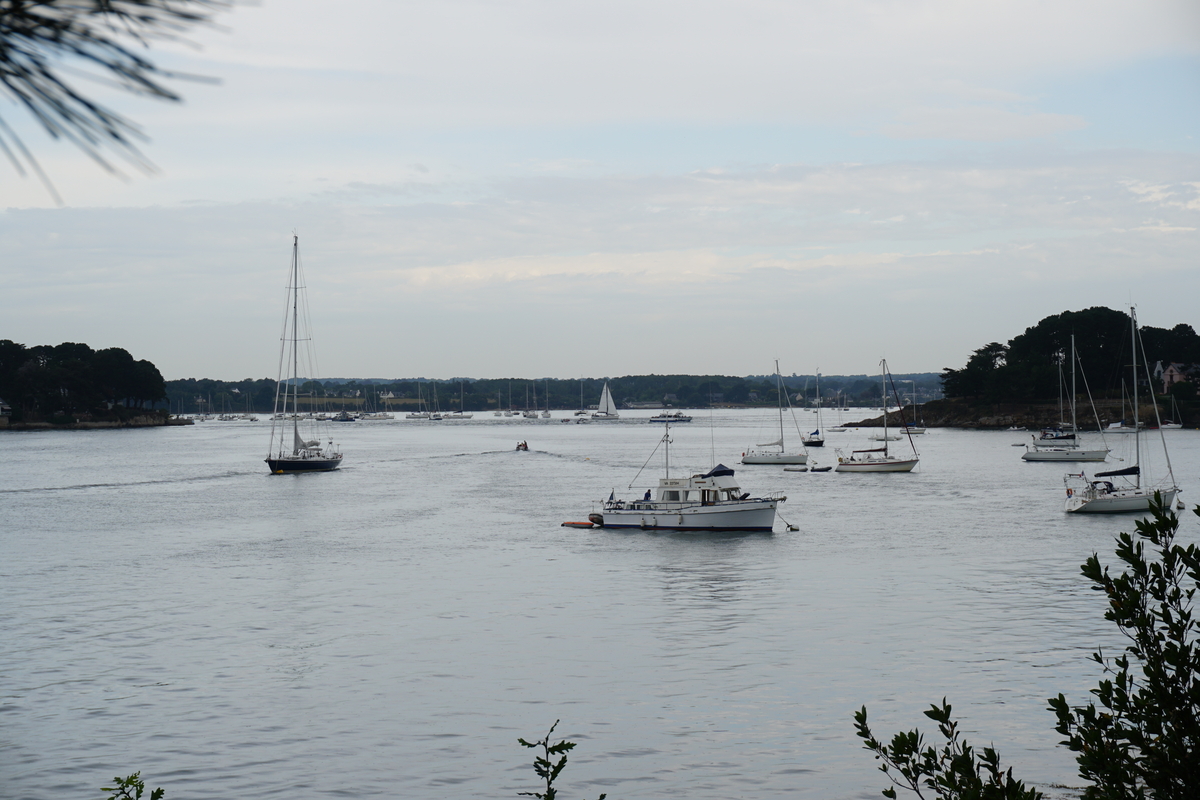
1076, 344, 1108, 448
885, 364, 918, 456
709, 392, 716, 467
628, 428, 669, 489
1134, 307, 1176, 486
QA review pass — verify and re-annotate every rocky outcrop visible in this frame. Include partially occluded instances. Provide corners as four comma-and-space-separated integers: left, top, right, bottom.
843, 398, 1180, 429
1, 414, 192, 431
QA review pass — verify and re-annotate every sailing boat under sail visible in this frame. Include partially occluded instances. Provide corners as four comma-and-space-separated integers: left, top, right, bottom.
265, 235, 343, 474
742, 361, 808, 465
1063, 307, 1179, 513
591, 381, 620, 420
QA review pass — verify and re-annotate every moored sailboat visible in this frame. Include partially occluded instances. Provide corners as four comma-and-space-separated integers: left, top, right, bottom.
742, 361, 808, 465
1064, 308, 1179, 513
835, 360, 919, 473
802, 371, 825, 447
1022, 335, 1109, 462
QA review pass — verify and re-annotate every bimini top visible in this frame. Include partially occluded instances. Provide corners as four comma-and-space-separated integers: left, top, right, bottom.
702, 464, 736, 478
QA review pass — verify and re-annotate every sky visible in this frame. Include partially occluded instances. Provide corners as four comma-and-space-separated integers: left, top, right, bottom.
2, 0, 1199, 381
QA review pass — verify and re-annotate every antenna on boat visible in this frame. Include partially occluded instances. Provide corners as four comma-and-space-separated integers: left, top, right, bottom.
709, 390, 716, 466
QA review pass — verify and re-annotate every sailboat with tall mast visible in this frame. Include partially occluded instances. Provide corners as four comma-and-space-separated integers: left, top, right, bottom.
742, 361, 808, 465
802, 371, 825, 447
1064, 308, 1180, 513
1022, 335, 1109, 462
265, 235, 343, 474
591, 381, 620, 420
444, 381, 473, 419
835, 360, 919, 472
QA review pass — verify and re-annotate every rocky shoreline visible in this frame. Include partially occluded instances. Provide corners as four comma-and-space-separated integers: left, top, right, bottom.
843, 398, 1191, 429
0, 415, 193, 431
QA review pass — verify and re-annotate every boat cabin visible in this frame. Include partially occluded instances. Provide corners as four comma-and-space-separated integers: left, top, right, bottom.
607, 465, 750, 510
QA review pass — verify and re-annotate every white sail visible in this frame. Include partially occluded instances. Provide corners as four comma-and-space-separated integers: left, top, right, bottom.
598, 382, 616, 414
756, 437, 784, 448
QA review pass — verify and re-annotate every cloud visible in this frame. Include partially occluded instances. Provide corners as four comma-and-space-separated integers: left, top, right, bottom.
4, 149, 1198, 378
881, 107, 1087, 141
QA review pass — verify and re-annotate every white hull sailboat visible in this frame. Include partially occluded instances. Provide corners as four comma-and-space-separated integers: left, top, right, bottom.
835, 360, 919, 473
742, 361, 808, 465
1064, 308, 1179, 513
591, 381, 620, 420
590, 423, 783, 532
265, 235, 343, 474
1023, 334, 1110, 463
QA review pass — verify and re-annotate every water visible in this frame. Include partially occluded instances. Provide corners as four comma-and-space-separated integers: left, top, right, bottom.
2, 413, 1196, 799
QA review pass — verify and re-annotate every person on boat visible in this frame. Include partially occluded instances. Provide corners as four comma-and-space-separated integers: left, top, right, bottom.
644, 489, 652, 501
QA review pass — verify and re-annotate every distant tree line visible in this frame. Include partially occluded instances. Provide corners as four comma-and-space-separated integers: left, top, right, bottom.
165, 372, 944, 414
941, 307, 1200, 403
0, 340, 167, 421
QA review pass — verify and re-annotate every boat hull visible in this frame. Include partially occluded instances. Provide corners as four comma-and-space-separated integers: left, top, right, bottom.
266, 456, 343, 474
597, 500, 778, 532
1065, 487, 1179, 514
741, 452, 808, 465
835, 457, 919, 473
1022, 448, 1109, 462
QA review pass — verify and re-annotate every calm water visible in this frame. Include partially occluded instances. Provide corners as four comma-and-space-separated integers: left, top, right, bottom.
2, 412, 1197, 799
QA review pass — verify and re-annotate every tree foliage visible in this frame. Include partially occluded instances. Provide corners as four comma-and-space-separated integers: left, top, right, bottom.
0, 0, 224, 199
0, 339, 166, 417
854, 700, 1042, 800
517, 720, 607, 800
1048, 496, 1200, 799
941, 307, 1200, 402
101, 771, 164, 800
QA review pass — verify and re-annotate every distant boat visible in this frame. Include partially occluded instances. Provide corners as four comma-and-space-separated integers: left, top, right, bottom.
265, 235, 343, 474
835, 360, 918, 473
1064, 308, 1179, 513
1162, 395, 1183, 429
742, 360, 808, 465
591, 381, 620, 421
802, 372, 825, 447
1022, 335, 1109, 462
650, 410, 693, 423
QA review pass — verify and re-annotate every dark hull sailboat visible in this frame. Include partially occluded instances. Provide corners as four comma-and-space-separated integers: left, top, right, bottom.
266, 454, 342, 473
265, 235, 343, 474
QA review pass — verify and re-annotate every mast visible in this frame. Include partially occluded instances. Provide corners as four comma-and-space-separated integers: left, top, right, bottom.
815, 370, 822, 433
1070, 334, 1077, 434
291, 235, 300, 452
1131, 307, 1140, 488
777, 359, 787, 448
880, 360, 889, 457
664, 421, 671, 479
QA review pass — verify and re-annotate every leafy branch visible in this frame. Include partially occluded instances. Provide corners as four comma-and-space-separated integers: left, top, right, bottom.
854, 700, 1042, 800
518, 719, 607, 800
0, 0, 226, 200
1048, 494, 1200, 799
101, 771, 164, 800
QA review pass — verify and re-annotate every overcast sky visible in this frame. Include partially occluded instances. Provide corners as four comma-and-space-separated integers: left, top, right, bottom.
2, 0, 1198, 380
